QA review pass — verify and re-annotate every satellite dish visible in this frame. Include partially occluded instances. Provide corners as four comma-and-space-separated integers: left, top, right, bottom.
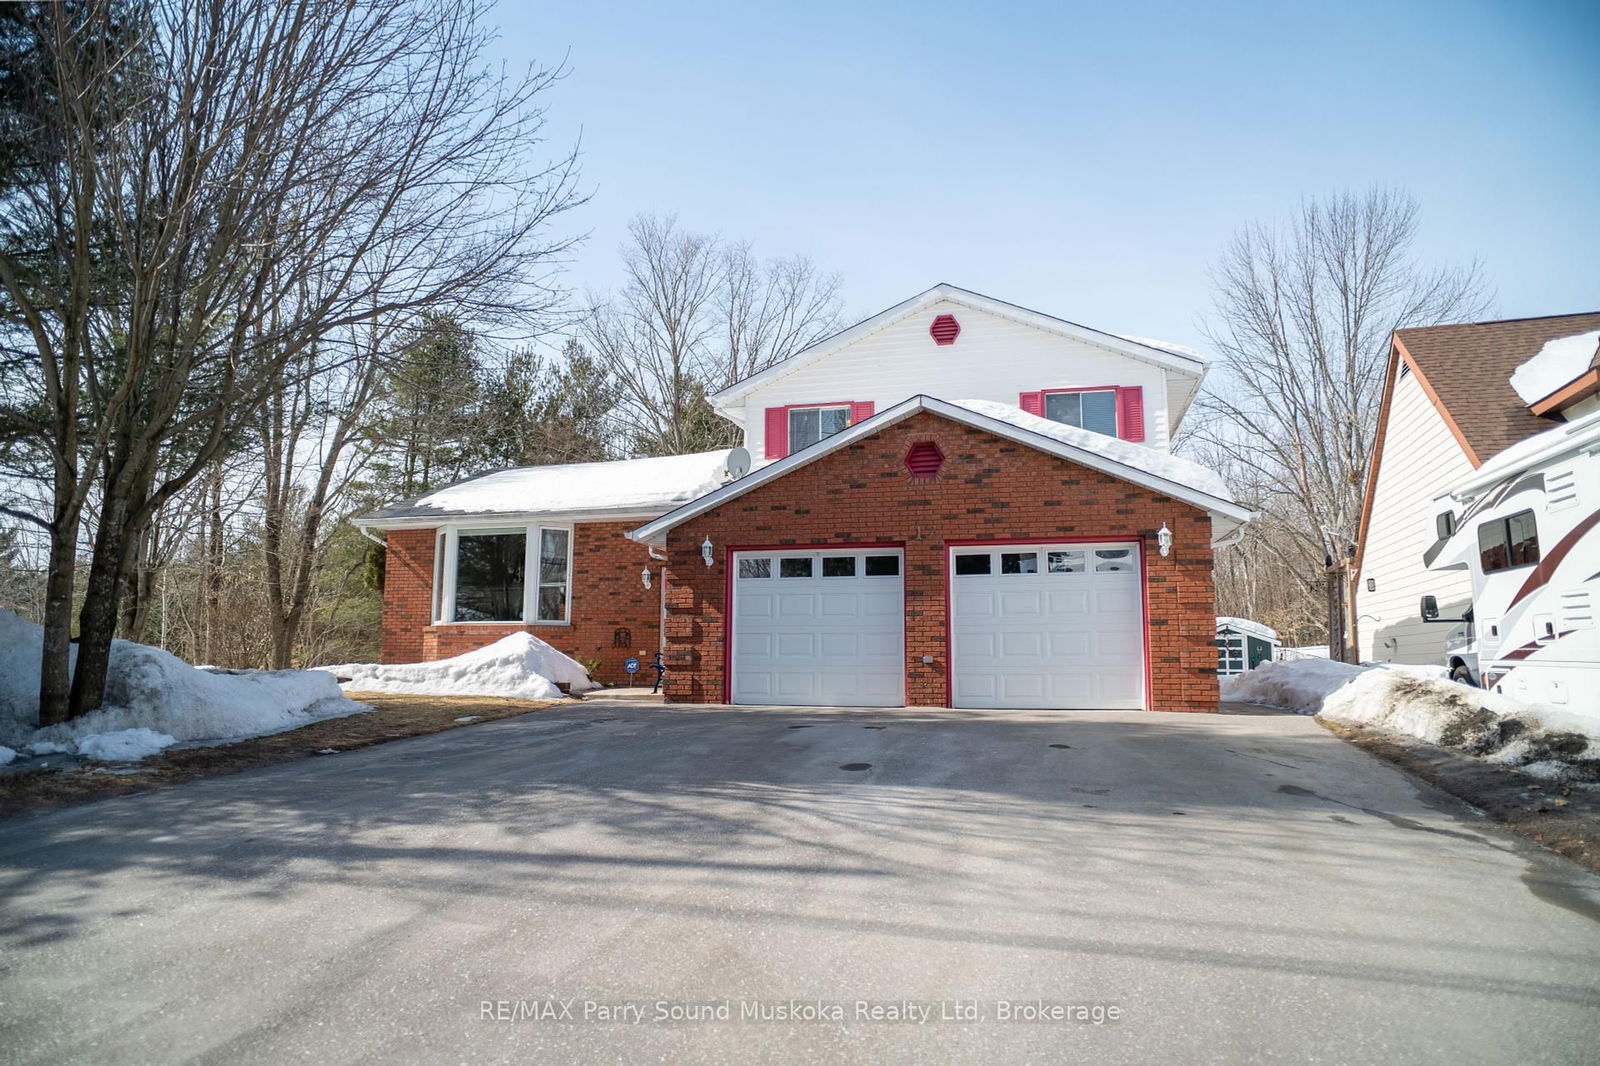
724, 446, 752, 480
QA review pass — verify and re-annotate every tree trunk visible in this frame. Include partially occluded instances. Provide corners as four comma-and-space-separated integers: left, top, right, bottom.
68, 498, 139, 718
1325, 559, 1350, 664
37, 519, 80, 727
203, 469, 223, 664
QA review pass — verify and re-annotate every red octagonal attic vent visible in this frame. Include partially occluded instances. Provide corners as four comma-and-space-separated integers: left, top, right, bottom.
905, 441, 945, 479
929, 314, 960, 345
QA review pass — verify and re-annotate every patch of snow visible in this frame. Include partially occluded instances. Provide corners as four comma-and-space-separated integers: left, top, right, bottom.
1518, 761, 1570, 782
324, 632, 598, 701
0, 745, 14, 766
1226, 658, 1599, 782
1113, 334, 1207, 362
1222, 658, 1372, 714
77, 729, 176, 762
952, 399, 1234, 501
26, 741, 73, 756
0, 609, 368, 759
1509, 330, 1600, 405
378, 449, 733, 520
453, 715, 481, 723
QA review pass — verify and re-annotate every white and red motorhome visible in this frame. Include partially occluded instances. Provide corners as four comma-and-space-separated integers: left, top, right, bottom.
1423, 408, 1600, 718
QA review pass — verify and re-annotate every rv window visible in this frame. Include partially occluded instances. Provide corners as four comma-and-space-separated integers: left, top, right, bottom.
1478, 509, 1539, 574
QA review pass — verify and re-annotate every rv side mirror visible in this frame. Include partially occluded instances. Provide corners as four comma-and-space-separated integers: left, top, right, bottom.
1420, 595, 1439, 621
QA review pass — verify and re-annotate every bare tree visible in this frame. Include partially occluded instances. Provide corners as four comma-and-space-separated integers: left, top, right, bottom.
1190, 188, 1491, 660
585, 214, 842, 456
0, 0, 582, 722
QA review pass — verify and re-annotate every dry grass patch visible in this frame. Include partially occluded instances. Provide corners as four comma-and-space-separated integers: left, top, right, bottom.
0, 692, 562, 819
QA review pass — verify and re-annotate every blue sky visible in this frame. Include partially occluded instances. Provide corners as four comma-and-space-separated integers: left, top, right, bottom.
498, 0, 1599, 353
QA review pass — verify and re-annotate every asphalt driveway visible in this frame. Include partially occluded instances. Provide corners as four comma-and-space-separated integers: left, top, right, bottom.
2, 703, 1598, 1065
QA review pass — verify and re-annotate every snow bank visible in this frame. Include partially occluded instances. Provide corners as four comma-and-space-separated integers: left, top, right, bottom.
1222, 658, 1374, 714
0, 745, 14, 766
0, 609, 367, 761
1225, 658, 1600, 782
324, 632, 598, 701
1509, 329, 1600, 405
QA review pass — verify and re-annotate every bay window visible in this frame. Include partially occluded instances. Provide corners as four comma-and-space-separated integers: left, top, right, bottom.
537, 529, 570, 622
434, 524, 572, 624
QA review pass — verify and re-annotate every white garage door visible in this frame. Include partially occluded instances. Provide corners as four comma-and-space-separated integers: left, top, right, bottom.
950, 542, 1145, 709
730, 549, 905, 706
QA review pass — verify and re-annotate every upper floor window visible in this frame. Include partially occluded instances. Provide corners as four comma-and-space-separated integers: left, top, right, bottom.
1044, 389, 1119, 436
1478, 510, 1539, 573
789, 405, 851, 451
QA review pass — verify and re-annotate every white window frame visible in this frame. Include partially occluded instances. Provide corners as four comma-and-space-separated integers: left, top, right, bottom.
1042, 388, 1119, 436
432, 521, 574, 626
788, 404, 852, 452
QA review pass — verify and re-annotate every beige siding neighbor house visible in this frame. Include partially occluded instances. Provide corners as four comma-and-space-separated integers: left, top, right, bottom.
1357, 364, 1475, 663
1355, 312, 1600, 665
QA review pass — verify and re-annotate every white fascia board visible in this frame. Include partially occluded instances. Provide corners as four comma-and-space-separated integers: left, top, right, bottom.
631, 395, 1253, 546
710, 284, 1207, 411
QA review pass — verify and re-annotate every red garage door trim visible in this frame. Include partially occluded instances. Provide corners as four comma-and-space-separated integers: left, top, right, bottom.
942, 535, 1150, 710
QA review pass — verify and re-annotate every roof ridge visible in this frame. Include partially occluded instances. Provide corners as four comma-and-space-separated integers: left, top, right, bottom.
1397, 311, 1600, 334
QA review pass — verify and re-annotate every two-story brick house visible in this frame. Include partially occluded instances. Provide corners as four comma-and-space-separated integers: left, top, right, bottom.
357, 285, 1251, 711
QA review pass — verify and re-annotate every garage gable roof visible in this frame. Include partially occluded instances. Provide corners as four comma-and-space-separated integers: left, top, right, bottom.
629, 396, 1253, 546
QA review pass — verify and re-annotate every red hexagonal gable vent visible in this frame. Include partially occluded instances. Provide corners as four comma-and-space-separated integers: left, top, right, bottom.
929, 314, 960, 345
905, 441, 945, 479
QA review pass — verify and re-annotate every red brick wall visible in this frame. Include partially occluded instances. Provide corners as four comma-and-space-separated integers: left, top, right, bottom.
379, 521, 664, 687
661, 410, 1220, 711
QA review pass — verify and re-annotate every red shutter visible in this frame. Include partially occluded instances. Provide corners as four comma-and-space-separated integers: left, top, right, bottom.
1118, 386, 1145, 442
1019, 391, 1045, 416
849, 401, 875, 424
764, 406, 788, 459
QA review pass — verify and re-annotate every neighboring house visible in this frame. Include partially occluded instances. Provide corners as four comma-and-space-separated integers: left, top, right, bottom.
357, 284, 1251, 711
1355, 312, 1600, 665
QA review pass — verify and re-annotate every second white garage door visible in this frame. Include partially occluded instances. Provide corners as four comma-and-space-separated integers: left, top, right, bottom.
730, 548, 905, 706
950, 541, 1146, 709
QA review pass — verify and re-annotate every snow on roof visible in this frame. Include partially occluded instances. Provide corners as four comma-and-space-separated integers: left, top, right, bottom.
1114, 334, 1207, 363
1509, 329, 1600, 405
360, 450, 734, 523
953, 399, 1235, 502
1216, 616, 1277, 641
1447, 406, 1600, 498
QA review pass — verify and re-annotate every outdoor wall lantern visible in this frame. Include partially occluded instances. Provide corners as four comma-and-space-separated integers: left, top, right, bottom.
701, 536, 715, 568
641, 567, 652, 590
1157, 522, 1173, 558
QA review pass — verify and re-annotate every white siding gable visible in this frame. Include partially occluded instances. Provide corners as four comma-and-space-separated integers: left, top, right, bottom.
1357, 367, 1475, 664
734, 300, 1175, 460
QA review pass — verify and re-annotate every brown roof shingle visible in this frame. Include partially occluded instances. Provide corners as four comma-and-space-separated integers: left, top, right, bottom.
1394, 312, 1600, 466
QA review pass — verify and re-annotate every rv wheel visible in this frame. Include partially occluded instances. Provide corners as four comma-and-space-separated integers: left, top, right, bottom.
1450, 664, 1475, 686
